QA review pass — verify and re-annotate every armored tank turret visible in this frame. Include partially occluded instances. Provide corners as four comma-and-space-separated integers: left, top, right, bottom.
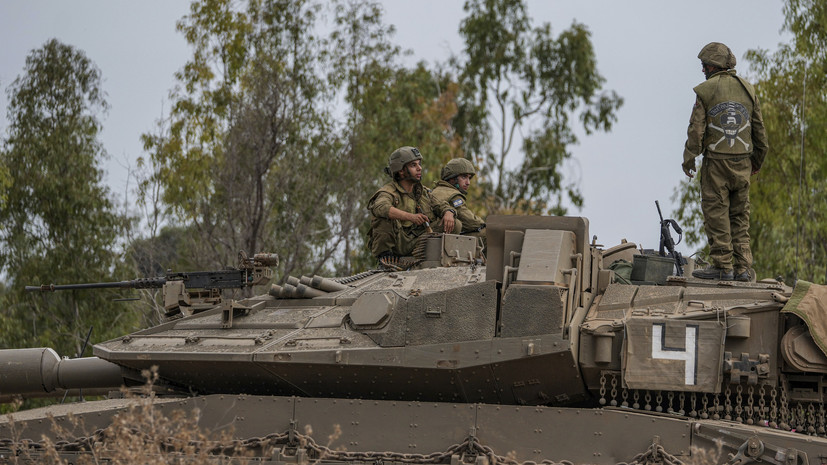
2, 214, 827, 464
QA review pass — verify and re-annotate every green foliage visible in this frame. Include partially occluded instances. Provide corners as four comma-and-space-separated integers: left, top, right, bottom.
784, 0, 827, 61
0, 160, 9, 210
140, 0, 331, 277
141, 0, 466, 276
744, 44, 827, 284
135, 0, 622, 277
0, 39, 139, 353
673, 0, 827, 283
453, 0, 622, 215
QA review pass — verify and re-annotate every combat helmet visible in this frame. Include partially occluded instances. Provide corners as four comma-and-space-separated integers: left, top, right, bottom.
384, 146, 422, 177
698, 42, 736, 69
441, 158, 476, 181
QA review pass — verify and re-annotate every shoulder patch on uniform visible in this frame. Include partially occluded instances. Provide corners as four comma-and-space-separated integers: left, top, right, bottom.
452, 198, 464, 208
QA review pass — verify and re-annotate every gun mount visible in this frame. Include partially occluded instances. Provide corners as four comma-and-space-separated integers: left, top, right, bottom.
2, 216, 827, 464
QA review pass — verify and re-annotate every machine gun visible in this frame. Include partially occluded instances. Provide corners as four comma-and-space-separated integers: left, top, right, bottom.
655, 201, 684, 276
27, 252, 279, 319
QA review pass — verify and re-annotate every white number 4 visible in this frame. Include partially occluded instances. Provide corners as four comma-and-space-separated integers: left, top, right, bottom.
651, 323, 698, 385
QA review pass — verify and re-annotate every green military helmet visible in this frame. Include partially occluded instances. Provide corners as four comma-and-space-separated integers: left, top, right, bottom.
384, 146, 423, 176
441, 158, 476, 181
698, 42, 736, 69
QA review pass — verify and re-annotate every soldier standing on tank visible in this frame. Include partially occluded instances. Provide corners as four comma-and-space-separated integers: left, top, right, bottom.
432, 158, 486, 250
368, 146, 459, 260
682, 42, 769, 281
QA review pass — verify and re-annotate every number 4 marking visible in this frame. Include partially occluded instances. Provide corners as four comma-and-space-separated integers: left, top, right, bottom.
651, 323, 699, 385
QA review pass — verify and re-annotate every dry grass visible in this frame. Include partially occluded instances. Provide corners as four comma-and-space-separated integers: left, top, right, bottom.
683, 441, 723, 465
3, 367, 251, 465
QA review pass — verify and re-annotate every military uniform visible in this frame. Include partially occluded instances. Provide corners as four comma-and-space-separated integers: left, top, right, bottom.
368, 180, 458, 258
683, 44, 769, 278
431, 179, 486, 247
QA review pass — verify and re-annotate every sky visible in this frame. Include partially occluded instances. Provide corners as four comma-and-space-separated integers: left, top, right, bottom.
0, 0, 791, 258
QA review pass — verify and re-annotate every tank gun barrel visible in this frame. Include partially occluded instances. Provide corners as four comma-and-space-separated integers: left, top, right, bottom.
0, 348, 125, 396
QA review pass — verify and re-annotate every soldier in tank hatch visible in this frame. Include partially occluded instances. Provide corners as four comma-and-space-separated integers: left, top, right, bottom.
367, 146, 460, 260
431, 158, 486, 250
682, 42, 769, 282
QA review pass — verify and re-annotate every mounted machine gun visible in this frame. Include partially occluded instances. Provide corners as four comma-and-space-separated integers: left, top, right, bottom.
26, 251, 279, 319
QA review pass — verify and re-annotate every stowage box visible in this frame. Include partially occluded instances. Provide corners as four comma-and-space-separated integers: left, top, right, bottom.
630, 254, 675, 285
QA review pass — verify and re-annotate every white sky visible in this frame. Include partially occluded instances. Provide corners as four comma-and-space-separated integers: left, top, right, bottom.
0, 0, 790, 257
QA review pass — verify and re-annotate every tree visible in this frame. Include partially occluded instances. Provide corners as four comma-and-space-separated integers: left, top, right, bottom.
453, 0, 623, 215
140, 0, 338, 281
742, 51, 827, 284
141, 0, 468, 277
0, 160, 9, 210
673, 0, 827, 284
0, 39, 137, 354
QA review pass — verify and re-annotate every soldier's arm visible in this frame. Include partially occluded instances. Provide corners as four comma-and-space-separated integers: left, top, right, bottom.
389, 206, 428, 225
370, 193, 428, 225
368, 192, 395, 219
429, 194, 456, 231
681, 97, 706, 177
750, 96, 769, 172
454, 197, 485, 231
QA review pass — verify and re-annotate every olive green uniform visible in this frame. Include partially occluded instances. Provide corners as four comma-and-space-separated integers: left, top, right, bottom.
367, 181, 459, 258
431, 180, 486, 247
682, 69, 769, 274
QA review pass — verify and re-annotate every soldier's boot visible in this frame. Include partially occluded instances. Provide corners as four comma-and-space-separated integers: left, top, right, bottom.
692, 266, 734, 280
734, 268, 754, 282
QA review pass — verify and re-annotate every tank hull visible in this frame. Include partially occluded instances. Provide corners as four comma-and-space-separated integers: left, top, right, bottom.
6, 216, 827, 464
2, 394, 825, 464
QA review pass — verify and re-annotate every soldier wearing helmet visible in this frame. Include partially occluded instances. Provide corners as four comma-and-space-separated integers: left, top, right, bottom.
432, 158, 486, 249
682, 42, 769, 281
367, 146, 459, 259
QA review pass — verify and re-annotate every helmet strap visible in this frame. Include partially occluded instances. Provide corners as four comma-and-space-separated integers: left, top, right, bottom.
448, 176, 466, 193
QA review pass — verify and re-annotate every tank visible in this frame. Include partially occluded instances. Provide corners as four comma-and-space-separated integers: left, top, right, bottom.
2, 214, 827, 464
